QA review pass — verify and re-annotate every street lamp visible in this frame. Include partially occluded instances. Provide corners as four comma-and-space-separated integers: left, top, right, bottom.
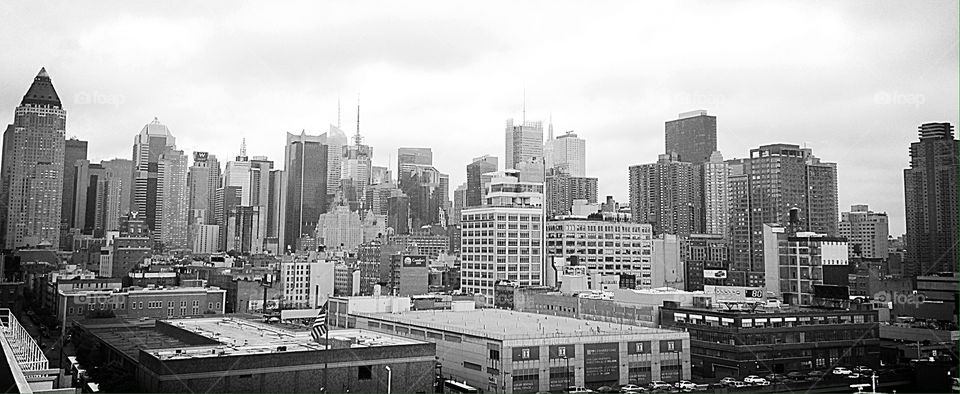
562, 355, 570, 388
385, 365, 392, 394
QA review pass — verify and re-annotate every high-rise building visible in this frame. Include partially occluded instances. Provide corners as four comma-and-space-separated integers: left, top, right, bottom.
451, 183, 466, 226
727, 144, 838, 287
839, 204, 889, 260
61, 137, 88, 247
341, 125, 373, 211
281, 131, 329, 252
628, 153, 701, 236
397, 149, 447, 231
100, 158, 133, 232
505, 119, 544, 183
903, 122, 959, 276
325, 125, 348, 197
547, 130, 586, 177
544, 169, 598, 218
158, 149, 189, 250
459, 170, 543, 306
187, 151, 220, 226
397, 147, 432, 178
665, 110, 717, 164
466, 155, 498, 207
131, 117, 176, 234
316, 203, 363, 252
1, 68, 67, 249
700, 151, 728, 237
71, 160, 107, 236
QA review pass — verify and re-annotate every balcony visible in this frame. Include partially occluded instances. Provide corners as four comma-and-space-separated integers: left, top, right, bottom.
0, 308, 68, 393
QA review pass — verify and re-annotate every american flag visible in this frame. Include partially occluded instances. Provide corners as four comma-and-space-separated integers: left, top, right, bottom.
311, 302, 328, 343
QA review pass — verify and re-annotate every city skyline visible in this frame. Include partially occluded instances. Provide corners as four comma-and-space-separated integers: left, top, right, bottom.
0, 1, 957, 237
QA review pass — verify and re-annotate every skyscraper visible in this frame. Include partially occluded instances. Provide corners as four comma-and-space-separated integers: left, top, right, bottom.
465, 155, 497, 207
544, 169, 598, 218
187, 151, 220, 226
71, 159, 106, 235
397, 147, 432, 178
131, 117, 176, 234
547, 130, 586, 177
61, 137, 88, 247
100, 158, 133, 232
701, 151, 728, 237
664, 110, 717, 164
505, 119, 544, 183
341, 124, 373, 211
727, 144, 838, 287
903, 122, 959, 276
628, 153, 701, 236
1, 68, 67, 249
281, 131, 329, 252
325, 125, 348, 198
158, 149, 189, 250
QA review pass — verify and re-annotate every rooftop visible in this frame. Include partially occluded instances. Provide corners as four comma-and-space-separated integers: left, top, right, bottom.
357, 309, 678, 340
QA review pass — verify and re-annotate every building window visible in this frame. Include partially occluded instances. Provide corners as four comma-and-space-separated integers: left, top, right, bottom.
357, 366, 372, 380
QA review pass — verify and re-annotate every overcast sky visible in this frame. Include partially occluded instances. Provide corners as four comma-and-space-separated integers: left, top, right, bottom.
1, 0, 957, 235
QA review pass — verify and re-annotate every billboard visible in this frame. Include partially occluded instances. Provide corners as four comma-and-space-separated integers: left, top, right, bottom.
583, 343, 620, 383
401, 255, 427, 268
813, 284, 849, 300
704, 269, 728, 279
705, 285, 764, 302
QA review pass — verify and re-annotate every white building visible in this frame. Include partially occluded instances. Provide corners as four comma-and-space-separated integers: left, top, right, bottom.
316, 204, 362, 252
701, 151, 728, 237
158, 149, 189, 250
547, 130, 586, 177
280, 253, 335, 309
460, 170, 543, 305
545, 218, 653, 288
839, 204, 889, 259
189, 224, 219, 254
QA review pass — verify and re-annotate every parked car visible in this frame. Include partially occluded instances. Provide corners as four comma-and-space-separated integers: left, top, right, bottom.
648, 381, 673, 390
675, 381, 697, 390
853, 366, 873, 375
847, 373, 863, 379
832, 367, 853, 375
566, 386, 594, 393
808, 370, 829, 378
718, 377, 738, 386
765, 373, 786, 382
786, 371, 807, 381
730, 381, 750, 389
596, 386, 618, 393
743, 375, 768, 385
620, 384, 646, 392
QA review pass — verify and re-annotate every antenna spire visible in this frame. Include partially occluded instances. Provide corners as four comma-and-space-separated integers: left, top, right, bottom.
239, 138, 248, 161
522, 86, 526, 124
337, 97, 341, 129
355, 94, 362, 145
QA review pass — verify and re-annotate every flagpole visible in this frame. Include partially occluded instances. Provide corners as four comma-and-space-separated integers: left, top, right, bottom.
323, 299, 329, 392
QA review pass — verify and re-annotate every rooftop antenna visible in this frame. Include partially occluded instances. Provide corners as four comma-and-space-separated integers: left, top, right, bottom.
355, 94, 362, 145
238, 138, 247, 161
337, 97, 341, 129
522, 85, 526, 124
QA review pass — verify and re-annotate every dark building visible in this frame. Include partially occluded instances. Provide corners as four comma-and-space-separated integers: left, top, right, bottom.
903, 122, 959, 276
664, 110, 717, 165
727, 144, 838, 288
1, 68, 67, 250
466, 155, 497, 207
628, 153, 701, 236
282, 132, 329, 252
389, 254, 428, 296
682, 234, 729, 291
660, 305, 879, 379
62, 138, 89, 248
387, 194, 410, 235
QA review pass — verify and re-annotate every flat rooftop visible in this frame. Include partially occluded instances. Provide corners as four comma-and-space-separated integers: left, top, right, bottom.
86, 324, 201, 360
356, 309, 680, 340
150, 317, 424, 361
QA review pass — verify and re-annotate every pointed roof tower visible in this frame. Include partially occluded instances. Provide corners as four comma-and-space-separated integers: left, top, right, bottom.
21, 67, 62, 107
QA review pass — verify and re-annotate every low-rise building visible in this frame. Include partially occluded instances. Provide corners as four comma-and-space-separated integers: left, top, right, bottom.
659, 304, 880, 379
56, 285, 226, 324
348, 301, 691, 392
75, 316, 436, 393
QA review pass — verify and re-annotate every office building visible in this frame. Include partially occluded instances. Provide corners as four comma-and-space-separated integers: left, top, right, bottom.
839, 204, 889, 259
763, 225, 849, 305
281, 131, 329, 252
545, 218, 653, 288
100, 158, 134, 232
727, 144, 838, 287
546, 130, 586, 177
451, 183, 466, 226
341, 126, 373, 211
660, 304, 879, 379
466, 155, 497, 207
350, 305, 690, 392
131, 117, 177, 236
71, 159, 107, 236
681, 234, 729, 291
280, 254, 335, 309
903, 122, 959, 276
397, 159, 447, 230
504, 118, 544, 171
628, 153, 701, 236
190, 224, 220, 254
388, 254, 429, 296
325, 125, 349, 197
187, 151, 221, 225
664, 110, 716, 164
61, 137, 88, 247
1, 68, 67, 249
460, 170, 543, 305
316, 203, 363, 252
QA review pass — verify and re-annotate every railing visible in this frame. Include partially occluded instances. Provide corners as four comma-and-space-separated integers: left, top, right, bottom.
0, 308, 61, 393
